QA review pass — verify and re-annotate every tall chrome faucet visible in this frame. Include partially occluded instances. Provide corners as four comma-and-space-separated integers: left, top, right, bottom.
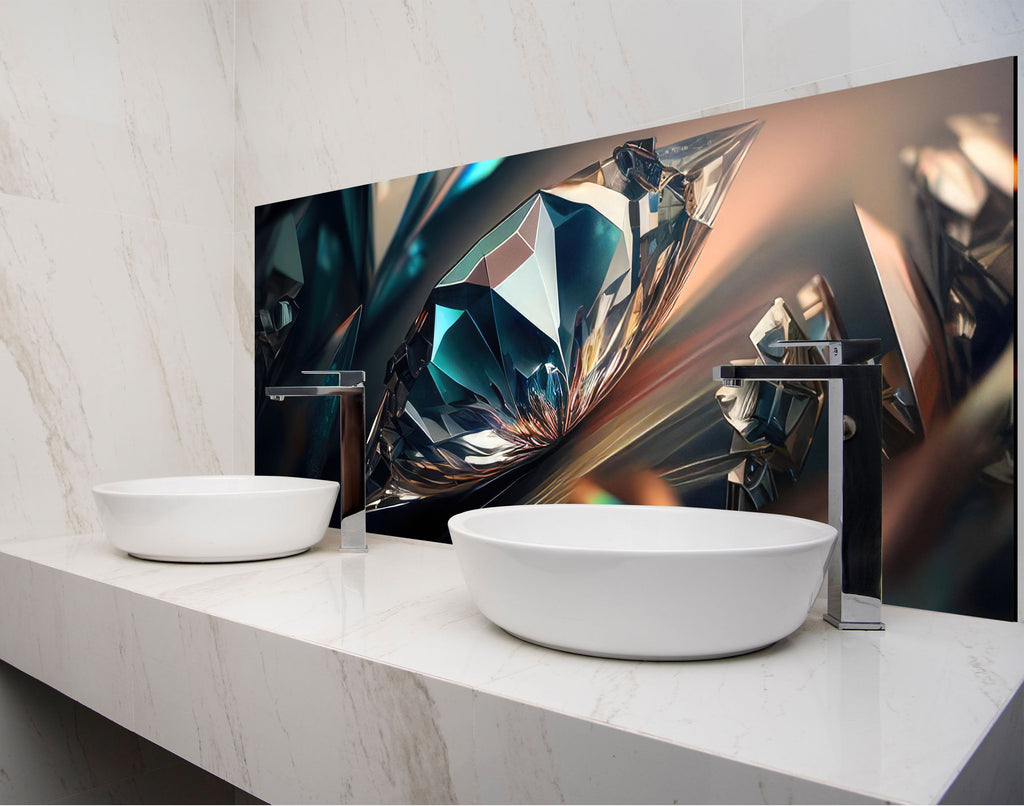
265, 370, 367, 553
713, 339, 884, 630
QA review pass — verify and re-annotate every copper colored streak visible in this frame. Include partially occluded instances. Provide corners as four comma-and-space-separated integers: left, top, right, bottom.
856, 205, 949, 433
882, 341, 1013, 582
519, 316, 753, 505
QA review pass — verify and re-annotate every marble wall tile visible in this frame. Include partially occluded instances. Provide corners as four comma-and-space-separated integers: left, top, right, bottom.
233, 228, 255, 474
0, 0, 236, 541
0, 194, 233, 540
413, 0, 744, 166
234, 0, 428, 213
745, 32, 1024, 110
233, 0, 743, 213
0, 0, 234, 229
741, 0, 1024, 103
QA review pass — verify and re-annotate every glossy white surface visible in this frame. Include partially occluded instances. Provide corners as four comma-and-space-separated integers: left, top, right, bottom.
93, 476, 338, 562
0, 531, 1021, 804
449, 505, 836, 660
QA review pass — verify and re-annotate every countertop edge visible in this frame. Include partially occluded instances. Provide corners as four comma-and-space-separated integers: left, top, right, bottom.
1, 533, 1022, 803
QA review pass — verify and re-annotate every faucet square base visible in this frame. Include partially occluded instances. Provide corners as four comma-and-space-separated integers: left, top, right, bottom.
824, 613, 886, 630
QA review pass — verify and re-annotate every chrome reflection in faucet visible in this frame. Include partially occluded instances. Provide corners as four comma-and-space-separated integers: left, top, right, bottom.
713, 340, 884, 630
266, 371, 367, 553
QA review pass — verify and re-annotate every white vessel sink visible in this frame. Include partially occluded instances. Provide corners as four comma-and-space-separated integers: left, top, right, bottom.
93, 475, 339, 562
448, 504, 837, 660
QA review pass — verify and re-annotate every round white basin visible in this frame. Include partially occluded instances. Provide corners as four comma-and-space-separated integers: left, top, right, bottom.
448, 504, 837, 660
93, 475, 339, 562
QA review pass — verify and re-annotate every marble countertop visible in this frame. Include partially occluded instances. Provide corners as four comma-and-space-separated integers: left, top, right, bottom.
1, 529, 1022, 804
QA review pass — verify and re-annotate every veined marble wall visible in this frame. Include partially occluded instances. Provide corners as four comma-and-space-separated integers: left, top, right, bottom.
0, 0, 235, 543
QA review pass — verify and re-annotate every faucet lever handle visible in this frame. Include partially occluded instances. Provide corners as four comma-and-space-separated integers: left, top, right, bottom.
770, 339, 880, 365
301, 370, 366, 387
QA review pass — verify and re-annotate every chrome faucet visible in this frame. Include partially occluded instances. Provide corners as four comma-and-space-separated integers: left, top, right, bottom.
265, 370, 367, 553
713, 339, 884, 630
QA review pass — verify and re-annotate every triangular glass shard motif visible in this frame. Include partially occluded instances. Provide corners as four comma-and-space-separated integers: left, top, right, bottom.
368, 122, 762, 508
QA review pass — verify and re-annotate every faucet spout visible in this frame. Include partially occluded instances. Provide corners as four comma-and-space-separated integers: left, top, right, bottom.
713, 339, 884, 630
265, 370, 367, 553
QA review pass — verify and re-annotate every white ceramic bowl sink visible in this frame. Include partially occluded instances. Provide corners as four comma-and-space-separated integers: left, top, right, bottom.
449, 504, 837, 660
93, 475, 339, 562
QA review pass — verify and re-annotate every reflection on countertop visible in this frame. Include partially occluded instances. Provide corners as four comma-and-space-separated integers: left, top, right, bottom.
0, 528, 1021, 804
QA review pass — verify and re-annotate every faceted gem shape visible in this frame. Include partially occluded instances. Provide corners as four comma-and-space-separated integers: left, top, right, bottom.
901, 115, 1015, 400
368, 123, 761, 509
715, 293, 827, 497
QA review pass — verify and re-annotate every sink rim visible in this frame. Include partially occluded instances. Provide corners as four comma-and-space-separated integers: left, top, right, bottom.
93, 474, 339, 497
449, 503, 837, 556
449, 504, 839, 660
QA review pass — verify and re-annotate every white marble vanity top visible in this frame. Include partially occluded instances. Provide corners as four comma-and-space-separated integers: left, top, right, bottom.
0, 529, 1021, 804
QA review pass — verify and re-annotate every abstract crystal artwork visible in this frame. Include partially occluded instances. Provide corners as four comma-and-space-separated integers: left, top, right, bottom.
854, 112, 1016, 614
367, 125, 761, 517
714, 290, 831, 510
255, 58, 1015, 621
712, 109, 1014, 527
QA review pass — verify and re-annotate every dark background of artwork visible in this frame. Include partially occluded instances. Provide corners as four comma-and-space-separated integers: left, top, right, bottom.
255, 58, 1016, 621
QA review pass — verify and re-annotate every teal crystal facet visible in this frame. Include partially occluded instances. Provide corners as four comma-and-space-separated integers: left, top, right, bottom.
369, 123, 762, 508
